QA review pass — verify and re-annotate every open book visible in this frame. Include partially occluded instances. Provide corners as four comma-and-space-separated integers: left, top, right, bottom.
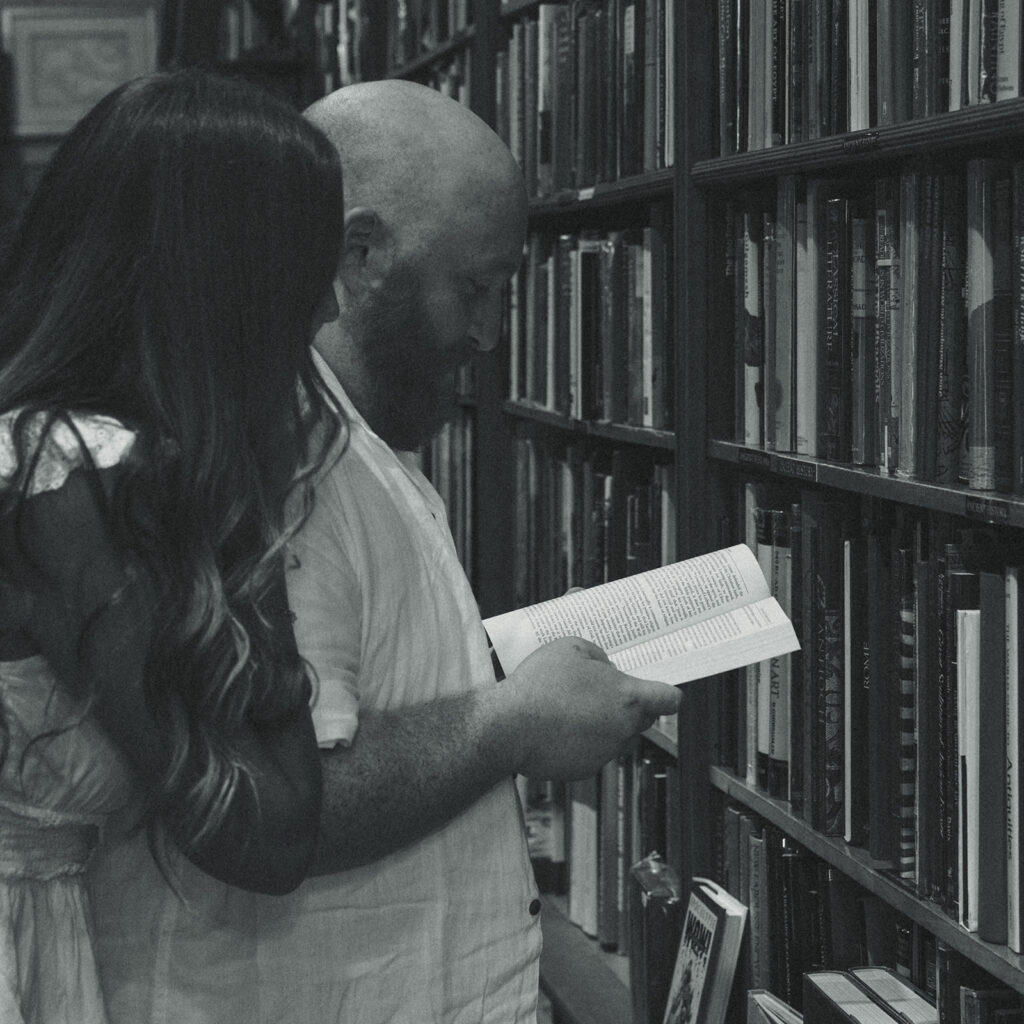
484, 543, 800, 687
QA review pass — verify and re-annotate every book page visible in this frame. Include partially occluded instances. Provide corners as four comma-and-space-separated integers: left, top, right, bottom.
609, 597, 798, 686
485, 544, 773, 675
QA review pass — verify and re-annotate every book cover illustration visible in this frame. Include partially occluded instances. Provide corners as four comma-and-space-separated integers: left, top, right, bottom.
663, 877, 748, 1024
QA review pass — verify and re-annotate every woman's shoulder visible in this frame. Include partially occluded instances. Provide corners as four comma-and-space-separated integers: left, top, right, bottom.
0, 410, 137, 497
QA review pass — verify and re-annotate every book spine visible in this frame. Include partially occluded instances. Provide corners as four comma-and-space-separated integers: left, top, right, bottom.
796, 185, 820, 456
867, 521, 898, 864
844, 534, 869, 846
997, 0, 1022, 99
914, 557, 941, 900
965, 158, 1010, 489
897, 169, 920, 479
875, 178, 894, 470
820, 193, 852, 462
851, 205, 877, 465
744, 207, 766, 447
768, 508, 793, 798
773, 177, 797, 452
978, 570, 1008, 944
896, 545, 918, 885
1013, 161, 1024, 494
756, 505, 775, 791
936, 171, 968, 484
1008, 565, 1024, 952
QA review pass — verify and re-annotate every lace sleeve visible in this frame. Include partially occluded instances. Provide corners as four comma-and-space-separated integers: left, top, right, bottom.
0, 412, 137, 497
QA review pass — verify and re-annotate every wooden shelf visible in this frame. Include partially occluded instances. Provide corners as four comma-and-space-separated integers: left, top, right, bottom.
709, 766, 1024, 995
528, 167, 675, 218
707, 439, 1024, 527
504, 401, 676, 451
385, 27, 475, 79
691, 97, 1024, 188
500, 0, 544, 18
539, 897, 631, 1024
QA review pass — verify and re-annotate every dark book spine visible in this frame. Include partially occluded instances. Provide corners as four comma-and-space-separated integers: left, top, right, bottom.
844, 532, 869, 847
978, 569, 1008, 944
896, 545, 918, 885
553, 6, 574, 192
743, 207, 766, 447
867, 522, 898, 864
936, 171, 968, 485
1013, 162, 1024, 493
913, 558, 941, 901
993, 168, 1014, 493
828, 0, 847, 134
850, 204, 877, 466
788, 500, 805, 811
756, 504, 775, 792
820, 194, 852, 462
787, 0, 805, 143
804, 492, 845, 835
769, 0, 786, 145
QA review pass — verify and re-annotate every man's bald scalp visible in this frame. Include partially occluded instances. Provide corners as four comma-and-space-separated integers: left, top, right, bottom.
305, 80, 525, 258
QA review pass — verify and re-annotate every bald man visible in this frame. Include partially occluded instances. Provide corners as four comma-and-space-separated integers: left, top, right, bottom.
88, 81, 680, 1024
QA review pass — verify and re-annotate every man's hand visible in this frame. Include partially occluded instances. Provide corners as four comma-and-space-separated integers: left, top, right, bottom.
478, 636, 682, 781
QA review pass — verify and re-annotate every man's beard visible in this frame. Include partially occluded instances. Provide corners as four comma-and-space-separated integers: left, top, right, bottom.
356, 266, 464, 451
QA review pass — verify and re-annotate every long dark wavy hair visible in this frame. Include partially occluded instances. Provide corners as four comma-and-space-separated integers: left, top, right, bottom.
0, 68, 345, 856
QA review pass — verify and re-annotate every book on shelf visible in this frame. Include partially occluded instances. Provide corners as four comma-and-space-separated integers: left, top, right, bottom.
485, 543, 800, 687
803, 969, 906, 1024
662, 876, 748, 1024
847, 966, 938, 1024
1008, 564, 1024, 953
747, 988, 802, 1024
959, 985, 1024, 1024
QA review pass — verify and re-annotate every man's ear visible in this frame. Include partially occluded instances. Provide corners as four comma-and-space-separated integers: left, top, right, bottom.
339, 206, 392, 293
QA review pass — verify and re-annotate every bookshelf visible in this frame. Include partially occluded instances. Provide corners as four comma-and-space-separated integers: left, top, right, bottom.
405, 0, 1024, 1019
681, 0, 1024, 1018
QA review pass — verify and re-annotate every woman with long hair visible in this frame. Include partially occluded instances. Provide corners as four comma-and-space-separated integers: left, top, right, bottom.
0, 68, 345, 1023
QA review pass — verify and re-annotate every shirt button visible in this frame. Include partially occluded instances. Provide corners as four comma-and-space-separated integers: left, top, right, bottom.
528, 898, 541, 916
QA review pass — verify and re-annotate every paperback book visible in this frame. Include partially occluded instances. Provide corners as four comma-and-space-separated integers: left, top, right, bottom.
663, 876, 748, 1024
485, 543, 800, 686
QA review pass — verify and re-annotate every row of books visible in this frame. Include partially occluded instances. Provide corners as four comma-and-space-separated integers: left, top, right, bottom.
419, 46, 471, 104
218, 0, 270, 62
723, 480, 1024, 952
511, 434, 676, 609
717, 0, 1024, 157
518, 740, 681, 952
385, 0, 471, 71
508, 218, 673, 430
727, 158, 1024, 493
716, 800, 1024, 1024
495, 0, 675, 199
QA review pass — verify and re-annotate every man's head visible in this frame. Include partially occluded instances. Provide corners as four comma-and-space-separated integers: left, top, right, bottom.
306, 80, 527, 450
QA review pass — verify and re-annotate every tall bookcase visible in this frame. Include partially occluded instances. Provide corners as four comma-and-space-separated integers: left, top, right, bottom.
683, 2, 1024, 1022
444, 1, 1024, 1021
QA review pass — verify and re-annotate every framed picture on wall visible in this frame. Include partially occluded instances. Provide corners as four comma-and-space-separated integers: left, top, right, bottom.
0, 5, 158, 136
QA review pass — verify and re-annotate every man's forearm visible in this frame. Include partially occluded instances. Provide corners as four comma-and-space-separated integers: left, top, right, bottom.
308, 685, 515, 874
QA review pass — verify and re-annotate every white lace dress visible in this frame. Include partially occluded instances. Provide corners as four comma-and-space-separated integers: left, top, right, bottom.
0, 413, 137, 1024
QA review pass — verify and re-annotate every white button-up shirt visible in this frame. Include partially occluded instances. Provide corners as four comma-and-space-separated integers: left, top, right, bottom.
89, 352, 542, 1024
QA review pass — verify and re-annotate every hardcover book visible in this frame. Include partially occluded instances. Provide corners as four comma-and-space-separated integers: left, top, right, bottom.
803, 969, 903, 1023
847, 966, 939, 1024
663, 877, 748, 1024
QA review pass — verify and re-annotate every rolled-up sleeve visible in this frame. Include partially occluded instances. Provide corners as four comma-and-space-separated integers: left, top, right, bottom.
286, 493, 362, 749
